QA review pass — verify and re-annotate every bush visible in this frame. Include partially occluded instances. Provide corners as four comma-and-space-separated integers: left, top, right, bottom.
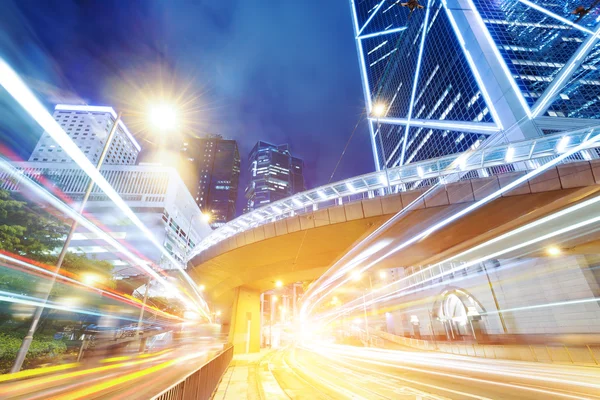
0, 332, 67, 373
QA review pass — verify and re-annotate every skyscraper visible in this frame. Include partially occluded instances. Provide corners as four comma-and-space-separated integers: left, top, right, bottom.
245, 141, 305, 212
350, 0, 600, 170
180, 135, 241, 228
29, 105, 140, 165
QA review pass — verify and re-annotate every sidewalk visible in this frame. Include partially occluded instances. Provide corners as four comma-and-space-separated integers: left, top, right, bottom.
212, 349, 287, 400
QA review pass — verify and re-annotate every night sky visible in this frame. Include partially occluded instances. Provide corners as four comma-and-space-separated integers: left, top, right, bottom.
0, 0, 373, 215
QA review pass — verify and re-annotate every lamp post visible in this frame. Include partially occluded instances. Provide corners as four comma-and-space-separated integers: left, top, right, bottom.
12, 105, 178, 372
372, 103, 391, 193
362, 288, 370, 345
11, 112, 122, 372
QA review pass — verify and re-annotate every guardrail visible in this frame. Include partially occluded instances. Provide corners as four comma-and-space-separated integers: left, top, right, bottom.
152, 345, 234, 400
189, 125, 600, 259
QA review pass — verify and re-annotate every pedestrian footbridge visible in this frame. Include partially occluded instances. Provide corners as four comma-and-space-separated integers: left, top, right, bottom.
187, 127, 600, 353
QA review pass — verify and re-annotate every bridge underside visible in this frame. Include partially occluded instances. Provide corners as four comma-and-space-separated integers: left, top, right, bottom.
190, 164, 600, 353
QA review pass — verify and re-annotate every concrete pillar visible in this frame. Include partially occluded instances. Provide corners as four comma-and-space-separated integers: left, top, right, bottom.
228, 287, 261, 354
260, 293, 264, 348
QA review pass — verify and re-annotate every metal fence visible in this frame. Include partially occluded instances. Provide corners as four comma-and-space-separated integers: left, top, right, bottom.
152, 345, 234, 400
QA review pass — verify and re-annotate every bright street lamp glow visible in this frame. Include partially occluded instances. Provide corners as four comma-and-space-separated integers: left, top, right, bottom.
547, 246, 561, 256
81, 273, 103, 286
272, 295, 278, 303
149, 104, 178, 130
199, 284, 205, 291
379, 271, 387, 279
201, 213, 211, 223
372, 103, 386, 117
352, 271, 362, 281
275, 280, 283, 288
216, 310, 221, 316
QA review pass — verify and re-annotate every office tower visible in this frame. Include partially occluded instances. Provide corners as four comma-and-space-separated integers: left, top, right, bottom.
350, 0, 600, 170
2, 162, 213, 275
180, 135, 241, 228
29, 105, 140, 165
245, 141, 305, 212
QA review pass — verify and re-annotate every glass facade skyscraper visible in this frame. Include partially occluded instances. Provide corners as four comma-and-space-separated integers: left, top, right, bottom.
350, 0, 600, 170
180, 135, 241, 228
245, 141, 305, 212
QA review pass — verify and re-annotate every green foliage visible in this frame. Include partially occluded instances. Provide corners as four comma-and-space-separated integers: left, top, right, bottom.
147, 296, 185, 316
0, 268, 31, 295
0, 189, 67, 258
37, 252, 115, 289
0, 332, 67, 373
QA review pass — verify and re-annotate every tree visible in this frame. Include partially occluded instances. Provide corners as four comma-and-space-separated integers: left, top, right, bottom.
0, 189, 66, 258
0, 189, 115, 290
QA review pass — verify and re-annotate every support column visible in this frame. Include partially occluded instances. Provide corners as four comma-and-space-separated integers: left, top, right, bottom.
228, 287, 261, 354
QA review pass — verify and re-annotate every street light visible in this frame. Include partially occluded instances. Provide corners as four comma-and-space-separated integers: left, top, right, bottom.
547, 246, 561, 256
371, 102, 391, 193
199, 284, 206, 292
372, 103, 386, 117
378, 270, 387, 279
201, 212, 211, 223
11, 104, 179, 372
149, 104, 178, 131
275, 280, 283, 288
81, 273, 104, 286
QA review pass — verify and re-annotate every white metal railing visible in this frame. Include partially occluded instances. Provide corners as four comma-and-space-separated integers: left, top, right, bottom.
188, 126, 600, 260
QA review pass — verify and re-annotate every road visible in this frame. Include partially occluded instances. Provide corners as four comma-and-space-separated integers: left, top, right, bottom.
260, 343, 600, 400
0, 335, 225, 399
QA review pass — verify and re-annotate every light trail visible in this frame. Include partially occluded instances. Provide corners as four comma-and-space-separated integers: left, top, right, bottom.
0, 350, 175, 396
323, 194, 600, 320
303, 125, 600, 318
0, 158, 206, 316
311, 348, 591, 400
0, 252, 180, 320
0, 58, 208, 317
303, 343, 600, 396
47, 350, 206, 400
0, 289, 158, 324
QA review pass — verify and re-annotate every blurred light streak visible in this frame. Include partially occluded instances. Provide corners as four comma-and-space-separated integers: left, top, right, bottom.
0, 362, 80, 383
0, 290, 138, 322
311, 348, 570, 400
301, 186, 439, 312
0, 158, 204, 315
48, 351, 207, 400
0, 252, 177, 319
484, 297, 600, 315
303, 128, 600, 318
0, 59, 208, 317
319, 184, 600, 322
305, 343, 600, 395
101, 349, 172, 364
0, 351, 175, 396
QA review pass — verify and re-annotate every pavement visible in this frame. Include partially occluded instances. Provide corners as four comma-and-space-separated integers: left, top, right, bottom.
212, 349, 287, 400
214, 342, 600, 400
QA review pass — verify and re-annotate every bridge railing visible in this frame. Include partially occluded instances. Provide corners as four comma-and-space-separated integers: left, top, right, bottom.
151, 345, 233, 400
189, 125, 600, 259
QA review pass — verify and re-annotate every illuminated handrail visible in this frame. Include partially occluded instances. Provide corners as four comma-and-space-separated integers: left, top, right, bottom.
189, 126, 600, 259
